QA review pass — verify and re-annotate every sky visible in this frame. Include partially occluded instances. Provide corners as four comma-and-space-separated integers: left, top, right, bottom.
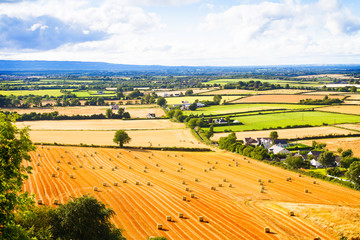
0, 0, 360, 66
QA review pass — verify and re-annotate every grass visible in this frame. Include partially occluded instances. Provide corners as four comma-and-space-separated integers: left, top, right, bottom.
0, 89, 65, 97
71, 90, 116, 97
165, 96, 240, 105
205, 111, 360, 132
187, 103, 320, 116
204, 78, 331, 87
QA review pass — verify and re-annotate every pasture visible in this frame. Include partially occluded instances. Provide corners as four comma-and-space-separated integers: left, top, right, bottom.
189, 103, 319, 116
24, 146, 360, 240
207, 111, 360, 132
232, 94, 342, 104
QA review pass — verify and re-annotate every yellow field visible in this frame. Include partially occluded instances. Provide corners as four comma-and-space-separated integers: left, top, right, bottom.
24, 146, 360, 239
232, 94, 342, 104
317, 105, 360, 115
211, 126, 357, 141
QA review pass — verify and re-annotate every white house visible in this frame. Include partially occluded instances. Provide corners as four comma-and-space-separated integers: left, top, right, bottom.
214, 118, 227, 124
196, 102, 205, 108
109, 104, 119, 110
257, 138, 273, 149
268, 145, 291, 155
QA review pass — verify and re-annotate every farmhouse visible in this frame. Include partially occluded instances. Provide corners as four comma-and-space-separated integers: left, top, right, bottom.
97, 91, 104, 94
110, 104, 119, 110
307, 151, 323, 168
268, 145, 291, 155
146, 113, 156, 119
274, 139, 288, 148
256, 137, 273, 149
214, 118, 227, 124
244, 137, 258, 146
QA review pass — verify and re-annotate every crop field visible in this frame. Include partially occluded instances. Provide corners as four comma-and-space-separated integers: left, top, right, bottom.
204, 78, 324, 87
211, 126, 357, 141
72, 90, 116, 97
0, 89, 64, 96
232, 94, 342, 104
27, 129, 207, 148
317, 105, 360, 115
164, 96, 240, 105
336, 123, 360, 131
16, 119, 183, 131
199, 89, 255, 95
153, 88, 215, 96
301, 137, 360, 158
207, 111, 360, 132
189, 103, 319, 116
23, 146, 360, 239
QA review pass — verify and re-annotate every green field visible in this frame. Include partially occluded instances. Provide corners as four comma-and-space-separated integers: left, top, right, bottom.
72, 90, 116, 97
165, 96, 240, 105
0, 89, 64, 97
188, 103, 320, 116
206, 111, 360, 132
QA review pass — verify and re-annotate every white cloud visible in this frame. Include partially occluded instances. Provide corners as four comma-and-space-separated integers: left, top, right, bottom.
29, 23, 48, 31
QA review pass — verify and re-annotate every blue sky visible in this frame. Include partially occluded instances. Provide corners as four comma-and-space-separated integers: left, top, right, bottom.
0, 0, 359, 66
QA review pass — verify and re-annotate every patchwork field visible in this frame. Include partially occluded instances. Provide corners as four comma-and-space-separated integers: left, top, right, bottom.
24, 146, 360, 240
199, 89, 255, 95
232, 94, 342, 104
164, 96, 240, 105
208, 111, 360, 132
0, 89, 65, 96
211, 126, 357, 141
28, 129, 207, 148
16, 119, 182, 131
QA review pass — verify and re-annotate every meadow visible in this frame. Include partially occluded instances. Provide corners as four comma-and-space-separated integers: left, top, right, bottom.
207, 111, 360, 132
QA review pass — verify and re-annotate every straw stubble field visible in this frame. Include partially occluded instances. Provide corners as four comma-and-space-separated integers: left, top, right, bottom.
24, 146, 360, 240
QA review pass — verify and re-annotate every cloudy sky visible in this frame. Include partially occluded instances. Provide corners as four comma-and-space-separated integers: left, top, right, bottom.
0, 0, 359, 66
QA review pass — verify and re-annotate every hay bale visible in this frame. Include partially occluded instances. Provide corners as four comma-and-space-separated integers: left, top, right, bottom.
264, 227, 270, 233
166, 216, 172, 221
99, 166, 103, 169
190, 193, 195, 198
218, 183, 222, 187
83, 154, 86, 157
91, 154, 94, 157
207, 161, 210, 164
260, 188, 264, 193
180, 167, 183, 170
37, 162, 40, 166
260, 182, 263, 186
198, 216, 204, 222
135, 181, 139, 185
128, 166, 132, 169
182, 181, 186, 185
52, 173, 56, 177
47, 147, 50, 150
109, 157, 111, 161
147, 181, 151, 186
117, 155, 119, 158
178, 213, 184, 218
228, 164, 232, 167
298, 174, 302, 177
114, 182, 118, 186
223, 178, 227, 182
258, 179, 262, 183
38, 153, 41, 157
232, 159, 235, 162
53, 199, 58, 205
76, 155, 79, 158
156, 163, 159, 167
178, 162, 181, 165
123, 179, 127, 183
72, 167, 76, 170
65, 150, 68, 153
177, 169, 180, 172
182, 196, 187, 201
195, 178, 199, 182
185, 187, 189, 191
92, 166, 95, 170
102, 182, 107, 187
211, 186, 216, 190
79, 165, 83, 168
304, 189, 309, 193
68, 161, 71, 165
56, 167, 60, 170
229, 184, 233, 188
60, 155, 63, 158
289, 211, 295, 216
114, 166, 118, 169
143, 169, 147, 173
111, 168, 115, 171
37, 199, 43, 205
144, 166, 148, 169
70, 174, 74, 179
94, 151, 97, 154
57, 160, 60, 163
268, 179, 271, 183
204, 169, 207, 172
94, 186, 98, 191
157, 224, 163, 230
160, 169, 164, 172
313, 181, 317, 184
215, 161, 218, 164
134, 156, 138, 159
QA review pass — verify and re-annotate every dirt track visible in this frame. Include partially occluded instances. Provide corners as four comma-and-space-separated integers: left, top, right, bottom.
24, 146, 360, 239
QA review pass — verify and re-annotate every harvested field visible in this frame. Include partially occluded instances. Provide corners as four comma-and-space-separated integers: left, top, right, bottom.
154, 88, 215, 96
346, 94, 360, 100
232, 95, 342, 104
24, 146, 360, 239
259, 89, 313, 94
303, 91, 349, 95
28, 129, 207, 148
211, 126, 357, 141
337, 123, 360, 131
16, 119, 182, 131
3, 105, 165, 118
165, 96, 240, 105
300, 137, 360, 158
294, 74, 354, 79
317, 105, 360, 115
199, 89, 255, 95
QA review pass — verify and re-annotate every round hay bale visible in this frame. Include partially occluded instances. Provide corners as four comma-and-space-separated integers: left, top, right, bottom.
37, 162, 40, 166
68, 161, 71, 165
185, 187, 189, 191
47, 147, 50, 150
229, 184, 233, 188
260, 182, 263, 186
211, 186, 216, 190
207, 161, 210, 164
57, 160, 60, 163
190, 193, 195, 198
53, 199, 59, 205
260, 188, 264, 193
160, 169, 164, 172
65, 150, 68, 153
60, 155, 63, 158
223, 178, 227, 182
114, 182, 118, 186
204, 169, 207, 172
143, 169, 147, 173
178, 213, 184, 218
111, 168, 115, 171
215, 161, 218, 164
91, 154, 94, 157
182, 196, 187, 201
123, 179, 127, 183
166, 216, 171, 221
135, 181, 139, 185
195, 178, 199, 182
117, 155, 119, 158
177, 169, 180, 172
304, 189, 309, 193
180, 167, 183, 170
218, 183, 222, 187
37, 199, 43, 205
228, 164, 232, 167
178, 162, 181, 165
52, 173, 56, 177
38, 153, 41, 157
76, 155, 79, 158
70, 174, 74, 179
94, 151, 97, 154
289, 211, 295, 216
109, 157, 111, 161
147, 181, 151, 186
156, 163, 159, 167
92, 166, 96, 170
313, 181, 317, 184
144, 166, 148, 169
298, 174, 302, 177
72, 167, 76, 170
94, 186, 98, 191
83, 154, 86, 157
114, 166, 118, 169
268, 179, 271, 183
128, 166, 132, 169
56, 167, 60, 170
264, 227, 270, 233
198, 216, 204, 222
99, 166, 103, 169
258, 179, 262, 182
102, 182, 107, 187
182, 181, 186, 185
157, 224, 163, 230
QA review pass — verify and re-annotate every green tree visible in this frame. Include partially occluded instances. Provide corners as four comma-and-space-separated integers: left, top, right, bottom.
187, 118, 197, 129
346, 161, 360, 185
157, 97, 167, 107
213, 95, 222, 105
106, 109, 113, 119
0, 112, 35, 238
285, 155, 304, 169
340, 157, 360, 169
113, 130, 131, 147
341, 149, 353, 158
50, 195, 126, 240
269, 131, 278, 140
188, 103, 197, 111
318, 151, 336, 169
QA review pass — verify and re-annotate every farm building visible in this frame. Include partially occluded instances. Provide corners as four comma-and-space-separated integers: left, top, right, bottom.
110, 104, 119, 110
214, 118, 227, 124
268, 145, 291, 155
256, 137, 273, 149
146, 113, 156, 119
274, 139, 288, 148
244, 137, 258, 146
